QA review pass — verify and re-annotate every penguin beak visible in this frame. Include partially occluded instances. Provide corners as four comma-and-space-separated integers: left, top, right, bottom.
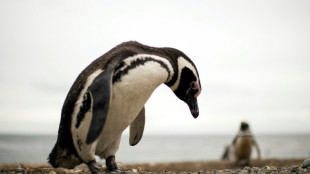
185, 90, 199, 118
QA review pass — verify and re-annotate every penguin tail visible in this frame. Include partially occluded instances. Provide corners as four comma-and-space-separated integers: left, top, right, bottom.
48, 141, 82, 169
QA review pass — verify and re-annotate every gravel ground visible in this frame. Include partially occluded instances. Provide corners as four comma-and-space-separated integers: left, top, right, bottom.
0, 158, 309, 174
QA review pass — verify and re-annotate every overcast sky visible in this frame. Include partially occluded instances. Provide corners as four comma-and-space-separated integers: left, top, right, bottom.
0, 0, 309, 136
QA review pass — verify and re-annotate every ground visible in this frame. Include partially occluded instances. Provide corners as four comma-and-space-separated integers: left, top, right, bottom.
0, 158, 309, 173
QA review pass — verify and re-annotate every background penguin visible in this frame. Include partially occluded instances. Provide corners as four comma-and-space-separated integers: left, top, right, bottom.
48, 41, 202, 173
222, 121, 261, 165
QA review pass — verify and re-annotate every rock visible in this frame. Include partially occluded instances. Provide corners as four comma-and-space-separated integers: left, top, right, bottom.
264, 166, 270, 170
291, 167, 298, 172
16, 165, 25, 172
302, 157, 310, 168
48, 171, 57, 174
16, 165, 27, 174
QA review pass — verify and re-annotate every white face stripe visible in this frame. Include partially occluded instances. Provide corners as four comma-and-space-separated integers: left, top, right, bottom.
121, 54, 174, 82
170, 56, 200, 91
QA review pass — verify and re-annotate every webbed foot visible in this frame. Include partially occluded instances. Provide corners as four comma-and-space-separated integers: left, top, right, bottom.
106, 155, 120, 172
87, 160, 103, 174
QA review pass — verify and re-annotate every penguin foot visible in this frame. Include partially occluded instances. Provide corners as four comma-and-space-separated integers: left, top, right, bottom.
106, 155, 120, 172
235, 159, 250, 166
87, 160, 103, 174
244, 160, 250, 166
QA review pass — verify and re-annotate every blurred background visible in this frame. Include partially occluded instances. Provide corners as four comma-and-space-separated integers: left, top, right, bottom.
0, 0, 309, 164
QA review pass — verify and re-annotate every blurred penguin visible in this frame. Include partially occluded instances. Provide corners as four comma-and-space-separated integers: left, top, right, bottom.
222, 121, 261, 165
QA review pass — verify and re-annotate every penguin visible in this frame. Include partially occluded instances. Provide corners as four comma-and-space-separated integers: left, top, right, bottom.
48, 41, 201, 173
222, 121, 261, 165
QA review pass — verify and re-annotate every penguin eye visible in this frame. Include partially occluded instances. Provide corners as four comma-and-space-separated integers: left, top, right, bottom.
190, 81, 197, 89
190, 81, 201, 97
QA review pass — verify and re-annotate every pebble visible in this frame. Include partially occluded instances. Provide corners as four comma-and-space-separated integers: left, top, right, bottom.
303, 157, 310, 168
129, 168, 138, 173
198, 166, 310, 174
48, 171, 57, 174
16, 166, 25, 172
2, 165, 310, 174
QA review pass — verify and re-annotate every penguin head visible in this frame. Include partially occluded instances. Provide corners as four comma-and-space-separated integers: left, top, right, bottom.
240, 121, 249, 131
167, 56, 201, 118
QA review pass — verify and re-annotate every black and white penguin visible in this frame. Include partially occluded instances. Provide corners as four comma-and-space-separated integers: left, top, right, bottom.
222, 121, 261, 165
48, 41, 201, 173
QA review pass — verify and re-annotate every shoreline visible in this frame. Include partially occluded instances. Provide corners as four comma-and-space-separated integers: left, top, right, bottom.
0, 158, 309, 173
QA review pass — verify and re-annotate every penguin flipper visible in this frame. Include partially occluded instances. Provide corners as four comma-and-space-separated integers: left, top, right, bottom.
129, 107, 145, 146
86, 68, 114, 144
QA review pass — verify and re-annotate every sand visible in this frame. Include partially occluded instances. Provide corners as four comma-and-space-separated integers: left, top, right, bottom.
0, 158, 309, 173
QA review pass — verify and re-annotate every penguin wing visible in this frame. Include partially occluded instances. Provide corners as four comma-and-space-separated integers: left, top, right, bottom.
232, 135, 238, 145
253, 139, 261, 159
129, 107, 145, 146
86, 68, 115, 144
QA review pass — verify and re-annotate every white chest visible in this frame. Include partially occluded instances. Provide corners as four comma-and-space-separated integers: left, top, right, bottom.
96, 58, 171, 149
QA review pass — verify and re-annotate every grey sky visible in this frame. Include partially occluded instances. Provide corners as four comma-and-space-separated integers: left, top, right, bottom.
0, 0, 310, 135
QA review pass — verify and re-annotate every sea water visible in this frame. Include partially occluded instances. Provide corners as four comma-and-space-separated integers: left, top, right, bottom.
0, 134, 309, 164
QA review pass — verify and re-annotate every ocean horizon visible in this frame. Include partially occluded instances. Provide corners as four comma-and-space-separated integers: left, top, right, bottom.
0, 134, 309, 164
